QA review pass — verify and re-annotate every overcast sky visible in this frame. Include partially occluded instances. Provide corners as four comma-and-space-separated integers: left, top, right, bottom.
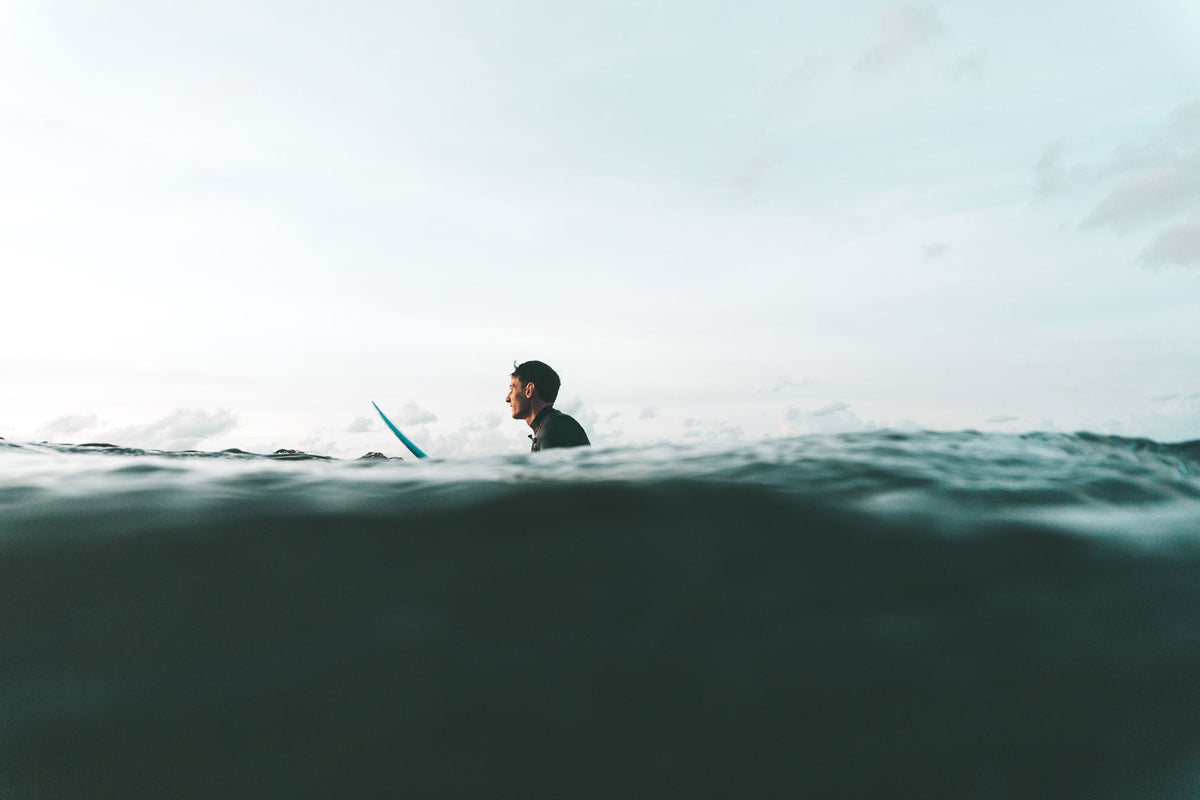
2, 0, 1198, 457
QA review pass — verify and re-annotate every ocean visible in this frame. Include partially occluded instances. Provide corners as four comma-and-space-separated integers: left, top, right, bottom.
2, 431, 1200, 798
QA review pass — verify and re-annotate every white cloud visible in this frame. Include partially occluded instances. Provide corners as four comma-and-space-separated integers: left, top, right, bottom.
396, 401, 438, 425
771, 55, 834, 106
1033, 139, 1068, 199
101, 408, 238, 450
427, 412, 509, 459
810, 400, 850, 417
986, 415, 1018, 424
345, 415, 374, 433
680, 419, 744, 442
855, 4, 946, 75
768, 376, 818, 393
1081, 152, 1200, 233
734, 147, 783, 194
1039, 98, 1200, 266
780, 401, 876, 434
1168, 98, 1200, 142
1137, 215, 1200, 269
1098, 396, 1200, 443
923, 242, 948, 259
784, 56, 832, 87
295, 435, 341, 457
639, 406, 657, 419
35, 412, 99, 440
947, 49, 986, 82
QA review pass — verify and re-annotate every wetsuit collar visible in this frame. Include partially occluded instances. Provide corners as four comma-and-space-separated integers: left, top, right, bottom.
530, 405, 558, 433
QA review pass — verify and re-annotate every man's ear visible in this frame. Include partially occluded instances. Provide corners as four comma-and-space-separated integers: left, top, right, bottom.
524, 382, 535, 399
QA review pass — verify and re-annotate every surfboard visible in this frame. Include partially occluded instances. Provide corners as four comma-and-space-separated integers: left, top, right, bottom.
372, 401, 429, 459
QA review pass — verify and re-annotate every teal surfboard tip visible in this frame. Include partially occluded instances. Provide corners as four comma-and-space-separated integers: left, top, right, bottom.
372, 401, 429, 459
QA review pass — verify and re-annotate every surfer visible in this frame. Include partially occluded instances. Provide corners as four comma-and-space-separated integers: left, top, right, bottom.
506, 360, 591, 452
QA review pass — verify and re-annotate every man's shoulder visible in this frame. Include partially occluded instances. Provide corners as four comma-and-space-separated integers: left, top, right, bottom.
544, 408, 575, 424
543, 409, 584, 430
536, 408, 590, 448
531, 406, 563, 431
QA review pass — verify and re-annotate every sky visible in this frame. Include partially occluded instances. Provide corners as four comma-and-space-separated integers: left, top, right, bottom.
2, 0, 1199, 457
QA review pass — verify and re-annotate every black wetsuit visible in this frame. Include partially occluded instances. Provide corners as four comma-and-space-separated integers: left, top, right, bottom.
529, 407, 590, 452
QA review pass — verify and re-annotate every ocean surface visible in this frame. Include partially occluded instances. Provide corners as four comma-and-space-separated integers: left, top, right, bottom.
3, 431, 1200, 798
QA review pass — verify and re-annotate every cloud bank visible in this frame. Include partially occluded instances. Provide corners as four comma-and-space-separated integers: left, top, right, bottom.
779, 401, 876, 435
1100, 395, 1200, 443
1138, 216, 1200, 269
35, 413, 99, 440
1039, 97, 1200, 269
102, 408, 238, 450
1081, 152, 1200, 234
396, 401, 438, 426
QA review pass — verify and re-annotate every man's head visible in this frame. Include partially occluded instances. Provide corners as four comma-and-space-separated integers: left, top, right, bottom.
506, 360, 561, 420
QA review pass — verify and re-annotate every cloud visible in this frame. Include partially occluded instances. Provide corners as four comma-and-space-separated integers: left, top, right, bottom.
855, 4, 946, 75
1039, 98, 1200, 265
681, 419, 744, 442
35, 412, 99, 440
426, 412, 507, 458
1151, 393, 1181, 403
766, 56, 833, 121
780, 401, 876, 434
923, 242, 948, 259
711, 422, 744, 441
1033, 139, 1068, 199
345, 415, 374, 433
396, 401, 438, 425
639, 406, 657, 419
1034, 137, 1173, 202
102, 408, 238, 450
734, 147, 783, 194
768, 376, 817, 393
1137, 215, 1200, 269
1098, 396, 1200, 443
1167, 98, 1200, 143
1081, 152, 1200, 233
786, 56, 833, 86
775, 56, 833, 99
808, 400, 850, 417
295, 435, 341, 457
986, 415, 1018, 424
947, 49, 986, 81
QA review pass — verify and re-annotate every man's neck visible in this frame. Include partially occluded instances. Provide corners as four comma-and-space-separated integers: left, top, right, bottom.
525, 401, 552, 428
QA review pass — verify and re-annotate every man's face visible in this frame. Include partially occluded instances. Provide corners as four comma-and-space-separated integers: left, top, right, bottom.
506, 376, 532, 419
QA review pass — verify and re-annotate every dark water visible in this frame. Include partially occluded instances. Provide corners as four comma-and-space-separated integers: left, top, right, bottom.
2, 432, 1200, 799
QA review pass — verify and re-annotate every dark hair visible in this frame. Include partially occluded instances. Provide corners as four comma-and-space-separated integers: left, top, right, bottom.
511, 360, 561, 404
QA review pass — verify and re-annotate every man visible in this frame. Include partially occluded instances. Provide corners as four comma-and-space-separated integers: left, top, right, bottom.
506, 360, 591, 452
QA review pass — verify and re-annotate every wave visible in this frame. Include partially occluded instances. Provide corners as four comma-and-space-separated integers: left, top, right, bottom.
2, 431, 1200, 798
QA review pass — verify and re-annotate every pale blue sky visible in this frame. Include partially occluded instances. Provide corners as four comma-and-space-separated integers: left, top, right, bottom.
2, 0, 1198, 455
